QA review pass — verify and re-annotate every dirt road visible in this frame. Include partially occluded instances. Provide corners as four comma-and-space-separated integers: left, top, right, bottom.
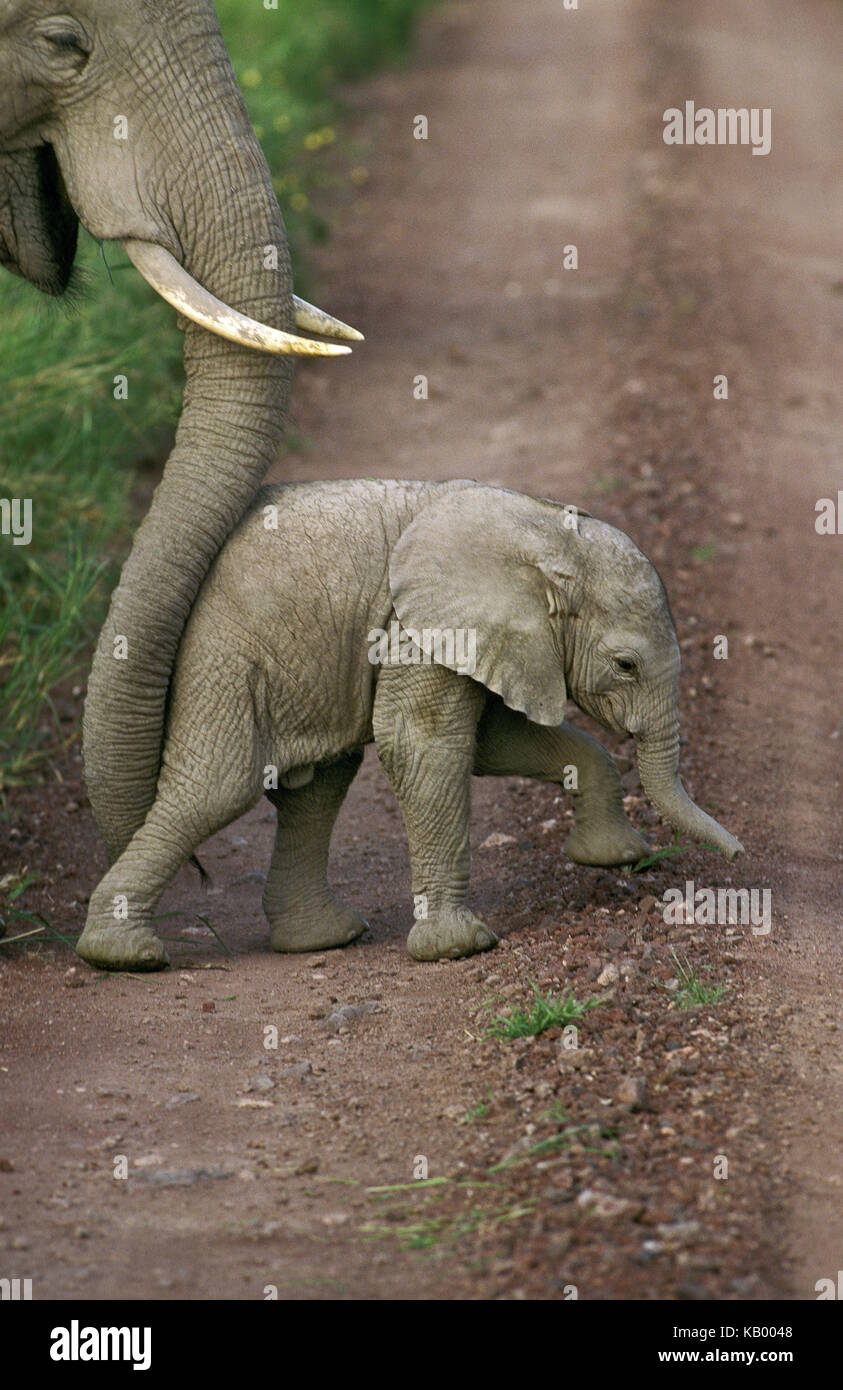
1, 0, 840, 1300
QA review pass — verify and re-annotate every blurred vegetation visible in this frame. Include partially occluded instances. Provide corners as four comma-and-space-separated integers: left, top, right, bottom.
0, 0, 432, 788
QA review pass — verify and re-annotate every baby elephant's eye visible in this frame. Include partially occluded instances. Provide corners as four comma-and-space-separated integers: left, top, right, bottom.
615, 657, 637, 675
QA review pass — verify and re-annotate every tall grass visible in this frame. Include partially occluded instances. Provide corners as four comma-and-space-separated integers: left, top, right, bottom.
0, 0, 431, 790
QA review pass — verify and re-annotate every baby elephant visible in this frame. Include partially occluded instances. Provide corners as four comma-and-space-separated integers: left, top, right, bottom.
77, 480, 743, 971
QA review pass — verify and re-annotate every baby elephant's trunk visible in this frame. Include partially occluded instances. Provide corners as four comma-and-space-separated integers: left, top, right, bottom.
635, 726, 744, 860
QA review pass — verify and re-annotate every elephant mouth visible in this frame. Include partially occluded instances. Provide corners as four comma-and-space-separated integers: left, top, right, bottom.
123, 240, 361, 358
0, 142, 79, 295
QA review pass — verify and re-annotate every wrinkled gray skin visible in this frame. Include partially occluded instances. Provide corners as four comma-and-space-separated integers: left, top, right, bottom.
76, 481, 744, 970
0, 2, 300, 860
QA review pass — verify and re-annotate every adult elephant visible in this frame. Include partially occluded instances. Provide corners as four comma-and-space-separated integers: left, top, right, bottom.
0, 1, 359, 865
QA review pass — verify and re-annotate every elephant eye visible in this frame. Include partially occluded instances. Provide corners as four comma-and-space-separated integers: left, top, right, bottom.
614, 657, 637, 676
37, 18, 91, 59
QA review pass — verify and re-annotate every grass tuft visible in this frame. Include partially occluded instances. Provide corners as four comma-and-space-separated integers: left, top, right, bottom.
669, 949, 729, 1009
482, 980, 601, 1041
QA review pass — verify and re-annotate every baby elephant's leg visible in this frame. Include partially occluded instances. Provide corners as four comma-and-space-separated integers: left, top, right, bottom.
77, 778, 260, 970
373, 663, 494, 962
264, 751, 367, 953
474, 701, 649, 866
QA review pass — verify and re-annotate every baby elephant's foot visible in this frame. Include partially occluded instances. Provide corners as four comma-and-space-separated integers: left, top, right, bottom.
407, 906, 498, 962
563, 820, 650, 868
76, 917, 169, 972
267, 895, 368, 954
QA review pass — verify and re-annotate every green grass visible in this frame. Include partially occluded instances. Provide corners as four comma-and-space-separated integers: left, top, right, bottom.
631, 831, 688, 873
690, 537, 718, 563
0, 0, 432, 790
482, 981, 602, 1041
669, 950, 729, 1009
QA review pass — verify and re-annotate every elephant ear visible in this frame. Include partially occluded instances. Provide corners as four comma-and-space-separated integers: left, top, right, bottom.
389, 485, 587, 726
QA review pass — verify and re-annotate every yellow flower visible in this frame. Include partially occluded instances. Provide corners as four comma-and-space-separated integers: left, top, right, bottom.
290, 193, 309, 212
273, 113, 292, 132
241, 68, 261, 89
319, 126, 336, 144
303, 131, 323, 151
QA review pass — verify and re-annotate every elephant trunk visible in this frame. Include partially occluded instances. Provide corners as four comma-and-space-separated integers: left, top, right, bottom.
635, 724, 744, 861
82, 40, 298, 864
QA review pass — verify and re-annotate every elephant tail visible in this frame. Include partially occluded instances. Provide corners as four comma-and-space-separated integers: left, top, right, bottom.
190, 854, 212, 888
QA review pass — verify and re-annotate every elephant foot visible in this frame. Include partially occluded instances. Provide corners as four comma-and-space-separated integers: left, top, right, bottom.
267, 894, 368, 953
407, 906, 498, 962
563, 821, 650, 868
76, 919, 169, 972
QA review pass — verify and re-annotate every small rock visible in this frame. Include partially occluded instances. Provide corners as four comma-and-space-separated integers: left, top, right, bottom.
202, 1001, 216, 1014
480, 832, 517, 849
63, 968, 86, 988
294, 1157, 319, 1176
657, 1220, 701, 1243
638, 895, 658, 914
576, 1189, 636, 1219
249, 1075, 276, 1094
279, 1062, 312, 1080
10, 1235, 31, 1250
0, 1158, 15, 1173
322, 1002, 379, 1034
146, 1167, 231, 1187
165, 1092, 200, 1109
616, 1076, 649, 1110
605, 928, 626, 950
596, 963, 620, 987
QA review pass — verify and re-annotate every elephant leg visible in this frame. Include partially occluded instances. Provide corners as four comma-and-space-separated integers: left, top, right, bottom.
263, 752, 368, 953
77, 766, 262, 972
373, 663, 494, 962
474, 700, 649, 867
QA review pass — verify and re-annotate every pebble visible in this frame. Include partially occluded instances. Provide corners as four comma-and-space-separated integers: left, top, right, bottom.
596, 963, 620, 987
146, 1167, 232, 1186
480, 832, 518, 849
249, 1075, 276, 1094
165, 1092, 200, 1108
294, 1157, 319, 1176
657, 1220, 701, 1242
322, 1002, 380, 1034
576, 1189, 636, 1219
616, 1076, 649, 1110
278, 1062, 312, 1080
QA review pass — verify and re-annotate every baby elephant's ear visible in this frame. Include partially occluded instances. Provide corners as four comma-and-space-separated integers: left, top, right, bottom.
389, 486, 573, 726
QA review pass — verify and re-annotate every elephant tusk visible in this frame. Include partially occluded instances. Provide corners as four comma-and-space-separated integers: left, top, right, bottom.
122, 240, 352, 357
293, 295, 364, 341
